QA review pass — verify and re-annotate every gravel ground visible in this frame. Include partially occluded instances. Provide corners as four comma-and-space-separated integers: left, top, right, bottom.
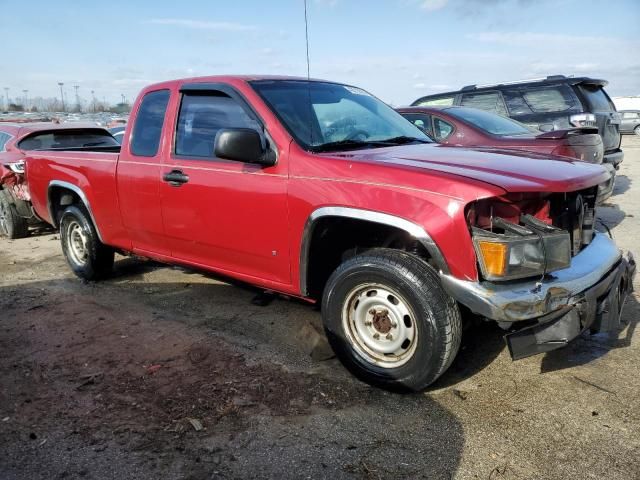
1, 136, 639, 480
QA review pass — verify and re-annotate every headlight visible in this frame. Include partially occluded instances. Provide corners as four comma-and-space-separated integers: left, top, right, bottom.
473, 215, 571, 281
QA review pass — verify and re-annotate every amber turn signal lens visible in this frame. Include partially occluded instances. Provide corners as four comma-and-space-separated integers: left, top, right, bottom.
477, 241, 507, 277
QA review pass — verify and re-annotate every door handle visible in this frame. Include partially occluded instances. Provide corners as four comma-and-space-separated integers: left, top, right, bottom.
163, 169, 189, 187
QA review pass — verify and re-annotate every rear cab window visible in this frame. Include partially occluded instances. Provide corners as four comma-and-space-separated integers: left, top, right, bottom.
130, 89, 171, 157
18, 130, 119, 151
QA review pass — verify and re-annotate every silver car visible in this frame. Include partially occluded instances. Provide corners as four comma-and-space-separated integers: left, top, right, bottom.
620, 110, 640, 135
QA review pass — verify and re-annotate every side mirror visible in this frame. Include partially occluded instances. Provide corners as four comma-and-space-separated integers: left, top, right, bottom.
214, 128, 276, 166
538, 123, 555, 132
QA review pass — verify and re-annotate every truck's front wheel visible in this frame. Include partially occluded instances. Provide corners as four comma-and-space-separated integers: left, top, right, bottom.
60, 205, 114, 280
322, 249, 462, 391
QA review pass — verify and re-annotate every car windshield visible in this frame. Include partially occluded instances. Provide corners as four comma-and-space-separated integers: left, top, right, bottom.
250, 80, 431, 151
447, 107, 537, 136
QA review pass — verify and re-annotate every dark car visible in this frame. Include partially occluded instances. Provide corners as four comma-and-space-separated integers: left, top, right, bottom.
412, 75, 623, 169
619, 110, 640, 135
397, 105, 614, 203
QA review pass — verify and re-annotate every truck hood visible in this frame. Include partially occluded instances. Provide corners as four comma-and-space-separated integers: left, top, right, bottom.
333, 143, 609, 193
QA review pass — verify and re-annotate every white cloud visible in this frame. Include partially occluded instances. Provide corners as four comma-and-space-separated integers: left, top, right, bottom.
146, 18, 257, 32
466, 31, 620, 48
421, 0, 449, 11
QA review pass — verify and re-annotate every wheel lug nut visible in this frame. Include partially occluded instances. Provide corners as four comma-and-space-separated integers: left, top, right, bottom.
364, 321, 372, 326
373, 333, 380, 340
369, 309, 376, 315
391, 322, 397, 328
386, 333, 393, 340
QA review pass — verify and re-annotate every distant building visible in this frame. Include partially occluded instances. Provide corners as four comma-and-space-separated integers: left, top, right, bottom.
613, 96, 640, 111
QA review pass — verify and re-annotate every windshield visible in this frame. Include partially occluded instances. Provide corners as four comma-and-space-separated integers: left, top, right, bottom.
446, 107, 537, 136
250, 80, 431, 151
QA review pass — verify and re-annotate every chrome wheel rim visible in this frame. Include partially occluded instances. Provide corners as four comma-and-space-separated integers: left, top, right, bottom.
342, 284, 418, 368
66, 220, 89, 266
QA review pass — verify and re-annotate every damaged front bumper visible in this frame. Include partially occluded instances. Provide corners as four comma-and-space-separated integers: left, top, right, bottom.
441, 232, 636, 359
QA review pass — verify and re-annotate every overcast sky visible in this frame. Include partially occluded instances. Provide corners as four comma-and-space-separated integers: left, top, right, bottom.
2, 0, 639, 106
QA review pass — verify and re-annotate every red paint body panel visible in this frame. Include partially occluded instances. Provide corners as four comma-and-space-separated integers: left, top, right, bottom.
25, 76, 610, 294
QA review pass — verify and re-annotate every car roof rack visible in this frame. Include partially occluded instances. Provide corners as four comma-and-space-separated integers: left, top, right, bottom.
461, 75, 569, 91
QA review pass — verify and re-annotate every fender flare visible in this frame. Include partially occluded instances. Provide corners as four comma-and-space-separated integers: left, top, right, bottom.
47, 180, 104, 242
298, 206, 450, 296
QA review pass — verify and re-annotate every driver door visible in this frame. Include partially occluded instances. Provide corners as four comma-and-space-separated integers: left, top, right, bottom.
159, 86, 290, 285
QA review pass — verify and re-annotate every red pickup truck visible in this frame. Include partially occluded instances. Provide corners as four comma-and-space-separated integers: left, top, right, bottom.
25, 76, 635, 390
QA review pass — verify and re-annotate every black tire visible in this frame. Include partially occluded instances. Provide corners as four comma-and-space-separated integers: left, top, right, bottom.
59, 205, 114, 280
0, 189, 29, 239
322, 248, 462, 391
635, 125, 640, 137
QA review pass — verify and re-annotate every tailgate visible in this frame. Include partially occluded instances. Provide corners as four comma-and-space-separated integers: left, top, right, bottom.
576, 83, 621, 153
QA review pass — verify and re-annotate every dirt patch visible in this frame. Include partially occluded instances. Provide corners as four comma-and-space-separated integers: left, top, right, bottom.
0, 284, 369, 479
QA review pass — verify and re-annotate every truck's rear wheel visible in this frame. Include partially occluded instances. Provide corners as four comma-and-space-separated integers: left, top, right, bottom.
60, 205, 114, 280
322, 248, 462, 391
0, 190, 29, 239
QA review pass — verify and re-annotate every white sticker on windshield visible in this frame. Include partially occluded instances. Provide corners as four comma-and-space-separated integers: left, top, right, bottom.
344, 86, 370, 96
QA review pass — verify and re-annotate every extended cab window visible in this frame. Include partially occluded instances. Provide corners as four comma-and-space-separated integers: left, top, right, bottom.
460, 92, 508, 116
130, 89, 170, 157
18, 130, 119, 151
175, 92, 260, 158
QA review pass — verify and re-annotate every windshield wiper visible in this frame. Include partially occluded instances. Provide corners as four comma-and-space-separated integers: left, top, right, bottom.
310, 139, 381, 152
375, 136, 431, 145
310, 136, 431, 153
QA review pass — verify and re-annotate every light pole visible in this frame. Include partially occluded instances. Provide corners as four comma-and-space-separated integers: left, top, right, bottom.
58, 82, 65, 112
22, 90, 28, 111
91, 90, 96, 113
3, 87, 9, 111
73, 85, 80, 112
